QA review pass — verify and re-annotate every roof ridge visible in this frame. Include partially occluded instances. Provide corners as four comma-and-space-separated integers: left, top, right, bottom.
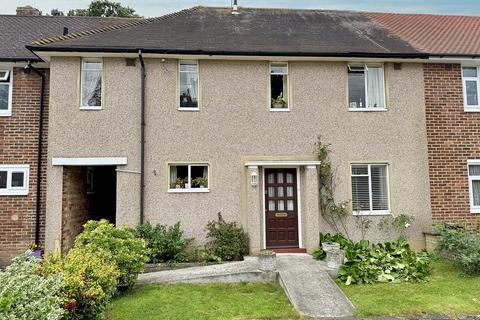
31, 6, 202, 46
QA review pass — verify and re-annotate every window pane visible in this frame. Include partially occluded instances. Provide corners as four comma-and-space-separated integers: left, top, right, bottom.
348, 68, 366, 109
472, 180, 480, 206
0, 70, 9, 81
179, 72, 198, 108
83, 61, 102, 70
287, 200, 294, 210
463, 67, 477, 78
352, 175, 370, 211
278, 186, 284, 197
81, 69, 102, 107
352, 165, 368, 175
11, 172, 24, 187
170, 165, 188, 189
366, 66, 385, 108
277, 173, 284, 184
0, 85, 9, 110
466, 80, 478, 106
268, 173, 274, 184
268, 187, 275, 198
469, 165, 480, 176
278, 200, 285, 211
287, 186, 294, 197
271, 74, 288, 108
371, 165, 389, 210
0, 171, 6, 189
286, 173, 293, 183
180, 63, 197, 72
191, 166, 208, 188
269, 200, 275, 211
270, 64, 288, 74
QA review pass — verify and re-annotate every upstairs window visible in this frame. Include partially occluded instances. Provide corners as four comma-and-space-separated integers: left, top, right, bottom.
80, 58, 102, 109
0, 165, 29, 196
351, 164, 390, 214
169, 163, 209, 192
348, 64, 386, 111
179, 61, 199, 110
270, 62, 289, 110
462, 66, 480, 111
0, 69, 12, 116
468, 161, 480, 213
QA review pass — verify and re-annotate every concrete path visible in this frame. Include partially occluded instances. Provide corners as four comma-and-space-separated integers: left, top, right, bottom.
137, 254, 355, 319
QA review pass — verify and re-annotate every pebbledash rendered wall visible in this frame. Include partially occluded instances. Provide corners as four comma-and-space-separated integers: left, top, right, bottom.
425, 63, 480, 231
45, 57, 431, 253
0, 68, 49, 266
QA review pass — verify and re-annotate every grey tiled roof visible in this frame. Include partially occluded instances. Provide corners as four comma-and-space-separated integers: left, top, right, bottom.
28, 7, 423, 58
0, 15, 134, 61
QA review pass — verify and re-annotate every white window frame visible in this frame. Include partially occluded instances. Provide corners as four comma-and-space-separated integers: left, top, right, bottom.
0, 68, 13, 117
178, 60, 200, 111
168, 163, 209, 193
351, 163, 391, 216
461, 65, 480, 112
348, 64, 387, 112
80, 58, 103, 110
467, 160, 480, 213
269, 62, 290, 112
0, 165, 29, 196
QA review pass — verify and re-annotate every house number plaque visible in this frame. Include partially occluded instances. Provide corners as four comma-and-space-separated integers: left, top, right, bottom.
275, 212, 288, 218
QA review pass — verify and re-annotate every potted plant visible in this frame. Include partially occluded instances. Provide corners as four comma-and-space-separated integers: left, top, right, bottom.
259, 249, 276, 272
192, 176, 208, 188
173, 178, 184, 189
271, 92, 287, 108
28, 243, 42, 258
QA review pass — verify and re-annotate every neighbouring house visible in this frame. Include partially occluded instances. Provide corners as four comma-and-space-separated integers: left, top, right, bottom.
0, 6, 134, 265
28, 6, 434, 254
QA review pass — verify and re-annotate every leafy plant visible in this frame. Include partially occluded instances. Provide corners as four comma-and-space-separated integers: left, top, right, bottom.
74, 219, 148, 290
0, 253, 64, 320
192, 176, 208, 187
134, 222, 193, 263
271, 93, 286, 105
378, 214, 414, 240
41, 248, 119, 320
205, 213, 249, 261
436, 224, 480, 275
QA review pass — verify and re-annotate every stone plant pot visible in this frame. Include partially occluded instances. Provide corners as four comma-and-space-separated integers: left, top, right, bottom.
322, 242, 344, 278
259, 250, 276, 272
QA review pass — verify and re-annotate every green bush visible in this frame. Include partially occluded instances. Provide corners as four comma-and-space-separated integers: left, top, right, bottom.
437, 224, 480, 275
339, 238, 431, 285
74, 219, 148, 290
205, 213, 249, 261
133, 222, 193, 263
41, 248, 119, 320
0, 253, 64, 320
312, 233, 352, 260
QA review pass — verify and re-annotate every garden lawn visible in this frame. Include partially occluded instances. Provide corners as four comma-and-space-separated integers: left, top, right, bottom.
339, 260, 480, 317
106, 282, 301, 320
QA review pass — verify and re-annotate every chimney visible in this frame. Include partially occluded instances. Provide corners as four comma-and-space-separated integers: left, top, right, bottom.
16, 5, 42, 16
232, 0, 239, 15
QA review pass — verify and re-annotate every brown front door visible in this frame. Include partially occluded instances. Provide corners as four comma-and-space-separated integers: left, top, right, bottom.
265, 168, 299, 248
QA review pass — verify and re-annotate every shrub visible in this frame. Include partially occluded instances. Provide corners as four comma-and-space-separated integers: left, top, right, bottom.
134, 222, 193, 263
205, 213, 249, 261
339, 238, 431, 285
41, 248, 119, 320
74, 219, 148, 290
437, 224, 480, 275
0, 253, 64, 320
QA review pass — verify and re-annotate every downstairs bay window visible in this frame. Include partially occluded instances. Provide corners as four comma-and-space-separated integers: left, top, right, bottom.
348, 64, 386, 111
169, 163, 209, 192
351, 164, 390, 215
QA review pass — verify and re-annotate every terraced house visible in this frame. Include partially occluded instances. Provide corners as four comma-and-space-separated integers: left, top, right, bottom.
3, 5, 480, 264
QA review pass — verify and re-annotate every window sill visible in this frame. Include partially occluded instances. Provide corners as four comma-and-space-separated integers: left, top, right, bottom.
168, 188, 209, 193
349, 108, 388, 112
353, 210, 391, 216
0, 190, 29, 196
0, 111, 12, 117
178, 108, 199, 112
80, 106, 102, 111
470, 207, 480, 214
464, 107, 480, 112
270, 108, 290, 112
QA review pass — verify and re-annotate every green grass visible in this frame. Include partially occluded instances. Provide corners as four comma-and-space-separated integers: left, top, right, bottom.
106, 282, 301, 320
339, 259, 480, 317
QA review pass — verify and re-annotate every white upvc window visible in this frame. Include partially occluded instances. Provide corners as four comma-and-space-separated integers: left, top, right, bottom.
0, 165, 29, 196
348, 64, 386, 111
80, 58, 102, 110
179, 60, 199, 110
351, 164, 390, 215
467, 160, 480, 213
168, 163, 209, 193
270, 62, 289, 110
462, 66, 480, 111
0, 69, 13, 116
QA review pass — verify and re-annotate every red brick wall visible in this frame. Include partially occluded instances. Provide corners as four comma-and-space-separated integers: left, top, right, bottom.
0, 67, 49, 265
61, 166, 91, 253
424, 63, 480, 230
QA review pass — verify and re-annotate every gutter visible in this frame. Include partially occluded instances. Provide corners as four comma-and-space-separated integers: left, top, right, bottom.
24, 62, 45, 246
138, 50, 146, 225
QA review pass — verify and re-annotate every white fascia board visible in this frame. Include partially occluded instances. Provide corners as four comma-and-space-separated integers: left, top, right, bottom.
244, 160, 321, 167
52, 157, 127, 166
